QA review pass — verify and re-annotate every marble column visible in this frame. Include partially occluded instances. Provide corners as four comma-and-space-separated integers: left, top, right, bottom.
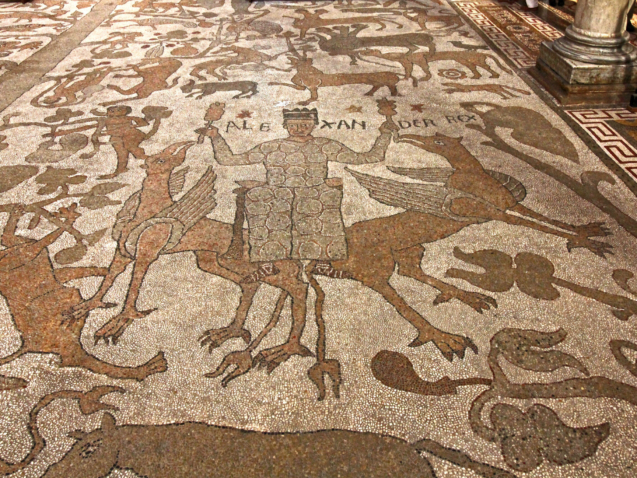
532, 0, 637, 105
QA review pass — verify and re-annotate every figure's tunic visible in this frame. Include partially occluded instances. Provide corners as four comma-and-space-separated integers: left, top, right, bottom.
212, 133, 391, 262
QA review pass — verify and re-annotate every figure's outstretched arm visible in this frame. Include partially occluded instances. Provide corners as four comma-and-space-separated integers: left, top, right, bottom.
333, 123, 395, 165
197, 127, 265, 166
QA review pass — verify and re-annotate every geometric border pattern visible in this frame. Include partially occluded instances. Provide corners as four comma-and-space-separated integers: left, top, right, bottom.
566, 109, 637, 180
455, 1, 538, 67
513, 8, 563, 40
454, 0, 562, 68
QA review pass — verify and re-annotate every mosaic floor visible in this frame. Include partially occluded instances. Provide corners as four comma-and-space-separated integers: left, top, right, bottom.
1, 0, 637, 477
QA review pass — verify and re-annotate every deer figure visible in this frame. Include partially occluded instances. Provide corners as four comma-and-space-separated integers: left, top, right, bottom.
269, 33, 401, 105
313, 25, 435, 65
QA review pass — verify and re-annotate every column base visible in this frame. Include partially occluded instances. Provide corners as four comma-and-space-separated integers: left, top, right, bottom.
532, 41, 637, 106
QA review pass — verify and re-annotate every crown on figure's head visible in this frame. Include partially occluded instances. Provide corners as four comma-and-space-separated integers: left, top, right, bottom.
283, 108, 319, 124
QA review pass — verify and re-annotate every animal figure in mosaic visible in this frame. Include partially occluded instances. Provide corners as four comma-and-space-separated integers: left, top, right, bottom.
31, 60, 114, 108
402, 6, 469, 35
367, 45, 512, 85
286, 8, 402, 39
189, 45, 284, 82
180, 79, 258, 99
270, 33, 401, 105
226, 10, 283, 40
103, 58, 182, 105
0, 204, 167, 391
0, 386, 124, 475
65, 139, 311, 366
20, 387, 515, 478
426, 47, 513, 79
41, 413, 437, 478
352, 133, 611, 257
312, 24, 435, 65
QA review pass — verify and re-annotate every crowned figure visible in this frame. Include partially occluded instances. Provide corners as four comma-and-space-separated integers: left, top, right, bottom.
198, 106, 394, 282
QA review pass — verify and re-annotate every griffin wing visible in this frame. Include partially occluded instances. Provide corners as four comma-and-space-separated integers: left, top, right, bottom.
111, 190, 141, 241
162, 166, 217, 228
169, 166, 189, 198
347, 168, 450, 218
388, 166, 453, 183
389, 166, 526, 203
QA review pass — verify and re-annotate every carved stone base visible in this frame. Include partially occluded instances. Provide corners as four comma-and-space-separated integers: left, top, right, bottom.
532, 41, 637, 106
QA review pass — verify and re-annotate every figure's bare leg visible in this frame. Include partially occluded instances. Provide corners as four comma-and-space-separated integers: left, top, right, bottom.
299, 86, 319, 105
253, 261, 314, 371
392, 245, 497, 313
94, 223, 171, 344
64, 251, 133, 324
99, 140, 129, 179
